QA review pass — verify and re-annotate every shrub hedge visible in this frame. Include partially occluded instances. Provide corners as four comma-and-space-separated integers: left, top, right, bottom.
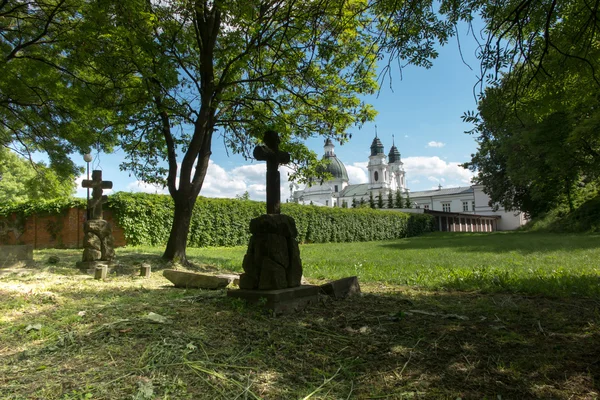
108, 192, 435, 247
1, 192, 435, 247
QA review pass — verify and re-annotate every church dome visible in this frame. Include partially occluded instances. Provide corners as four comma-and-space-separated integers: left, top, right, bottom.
323, 155, 348, 181
317, 139, 348, 181
370, 136, 384, 156
388, 144, 401, 163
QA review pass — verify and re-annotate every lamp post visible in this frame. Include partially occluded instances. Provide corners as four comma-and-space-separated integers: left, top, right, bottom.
83, 153, 92, 220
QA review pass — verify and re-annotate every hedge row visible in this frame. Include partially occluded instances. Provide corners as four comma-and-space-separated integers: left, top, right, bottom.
0, 193, 435, 247
107, 192, 435, 247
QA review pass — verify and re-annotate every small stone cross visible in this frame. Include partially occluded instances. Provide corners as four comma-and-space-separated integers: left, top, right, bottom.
82, 170, 113, 220
253, 130, 290, 214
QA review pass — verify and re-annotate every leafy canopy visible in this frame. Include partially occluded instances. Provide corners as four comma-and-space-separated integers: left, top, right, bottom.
0, 0, 117, 178
0, 147, 76, 205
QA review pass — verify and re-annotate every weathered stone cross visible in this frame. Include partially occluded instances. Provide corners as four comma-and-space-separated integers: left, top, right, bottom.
253, 130, 290, 214
82, 170, 113, 220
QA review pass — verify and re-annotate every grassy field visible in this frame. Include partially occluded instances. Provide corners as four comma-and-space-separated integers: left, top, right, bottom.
1, 231, 599, 399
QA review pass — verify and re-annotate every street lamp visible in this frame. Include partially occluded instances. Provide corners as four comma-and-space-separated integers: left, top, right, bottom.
83, 153, 92, 220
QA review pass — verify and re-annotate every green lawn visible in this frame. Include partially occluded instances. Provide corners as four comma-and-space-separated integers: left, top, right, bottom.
85, 231, 600, 297
1, 231, 598, 399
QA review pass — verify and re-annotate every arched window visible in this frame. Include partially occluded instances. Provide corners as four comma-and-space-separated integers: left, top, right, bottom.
374, 171, 379, 182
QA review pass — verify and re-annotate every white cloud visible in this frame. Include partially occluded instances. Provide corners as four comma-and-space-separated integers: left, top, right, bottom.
427, 141, 445, 148
404, 156, 474, 189
346, 162, 368, 184
127, 181, 168, 194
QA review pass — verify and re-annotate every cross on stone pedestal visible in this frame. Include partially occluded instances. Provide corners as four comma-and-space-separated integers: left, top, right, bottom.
82, 170, 113, 220
253, 130, 291, 214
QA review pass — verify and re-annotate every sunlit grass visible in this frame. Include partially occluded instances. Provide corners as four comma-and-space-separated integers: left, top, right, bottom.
85, 231, 600, 297
2, 231, 600, 398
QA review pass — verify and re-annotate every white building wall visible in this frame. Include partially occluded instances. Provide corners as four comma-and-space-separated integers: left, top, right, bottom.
472, 185, 527, 230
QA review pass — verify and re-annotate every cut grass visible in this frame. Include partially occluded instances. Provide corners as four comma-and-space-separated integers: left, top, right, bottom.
35, 231, 599, 297
1, 231, 599, 399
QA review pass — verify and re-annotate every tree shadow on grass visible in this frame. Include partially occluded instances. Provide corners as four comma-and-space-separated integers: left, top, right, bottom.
381, 231, 600, 254
2, 270, 599, 399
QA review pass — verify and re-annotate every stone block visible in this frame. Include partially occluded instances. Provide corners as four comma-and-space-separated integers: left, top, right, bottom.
83, 248, 102, 261
75, 260, 115, 274
140, 263, 151, 278
215, 274, 240, 286
163, 269, 230, 289
227, 285, 319, 314
0, 245, 33, 267
94, 265, 108, 280
249, 214, 298, 237
257, 258, 288, 290
319, 276, 361, 299
83, 232, 101, 250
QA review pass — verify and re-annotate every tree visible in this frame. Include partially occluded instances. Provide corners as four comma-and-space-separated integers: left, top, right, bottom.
369, 192, 375, 209
394, 189, 403, 208
377, 191, 384, 208
235, 191, 250, 201
0, 148, 75, 204
404, 192, 412, 208
74, 0, 381, 264
463, 19, 600, 217
0, 0, 117, 178
352, 197, 357, 208
387, 190, 393, 208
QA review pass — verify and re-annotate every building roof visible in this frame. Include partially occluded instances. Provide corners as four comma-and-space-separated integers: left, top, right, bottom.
410, 186, 474, 198
370, 136, 384, 156
388, 144, 401, 163
339, 183, 370, 197
317, 155, 348, 181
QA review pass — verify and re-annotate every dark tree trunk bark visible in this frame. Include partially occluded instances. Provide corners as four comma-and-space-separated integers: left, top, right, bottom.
162, 193, 195, 265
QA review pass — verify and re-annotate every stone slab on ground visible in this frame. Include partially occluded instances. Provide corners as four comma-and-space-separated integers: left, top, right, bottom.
163, 269, 232, 289
319, 276, 361, 299
227, 285, 319, 314
0, 245, 33, 267
76, 260, 116, 275
216, 274, 240, 286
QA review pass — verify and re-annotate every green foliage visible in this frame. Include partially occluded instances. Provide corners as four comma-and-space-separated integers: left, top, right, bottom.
0, 197, 86, 218
394, 189, 403, 208
0, 1, 117, 178
404, 192, 412, 208
377, 191, 384, 209
523, 186, 600, 233
106, 193, 434, 247
369, 192, 375, 209
387, 191, 394, 208
0, 148, 76, 205
463, 5, 600, 218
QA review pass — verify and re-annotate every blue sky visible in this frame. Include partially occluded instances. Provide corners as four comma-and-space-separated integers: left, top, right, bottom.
71, 23, 484, 201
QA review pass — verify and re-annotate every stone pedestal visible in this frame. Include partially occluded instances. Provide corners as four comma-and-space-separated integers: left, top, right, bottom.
227, 285, 319, 314
239, 214, 302, 290
76, 219, 115, 271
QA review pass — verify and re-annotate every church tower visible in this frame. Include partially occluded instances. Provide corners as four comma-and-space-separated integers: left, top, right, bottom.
387, 136, 406, 192
367, 133, 390, 190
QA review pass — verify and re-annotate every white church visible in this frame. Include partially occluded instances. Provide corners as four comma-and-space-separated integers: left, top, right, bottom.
291, 136, 527, 231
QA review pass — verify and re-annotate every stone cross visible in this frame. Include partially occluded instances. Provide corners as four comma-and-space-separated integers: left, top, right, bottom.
82, 170, 113, 220
253, 130, 290, 214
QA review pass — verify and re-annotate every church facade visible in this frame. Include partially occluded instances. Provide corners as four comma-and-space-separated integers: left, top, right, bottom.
291, 136, 527, 231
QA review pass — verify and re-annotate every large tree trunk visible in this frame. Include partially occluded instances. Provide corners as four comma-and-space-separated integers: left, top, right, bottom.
162, 192, 196, 265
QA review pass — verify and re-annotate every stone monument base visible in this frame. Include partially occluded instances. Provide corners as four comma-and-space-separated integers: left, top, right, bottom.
227, 285, 319, 314
76, 260, 116, 274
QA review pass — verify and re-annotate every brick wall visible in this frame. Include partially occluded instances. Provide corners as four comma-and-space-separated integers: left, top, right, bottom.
0, 208, 127, 249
